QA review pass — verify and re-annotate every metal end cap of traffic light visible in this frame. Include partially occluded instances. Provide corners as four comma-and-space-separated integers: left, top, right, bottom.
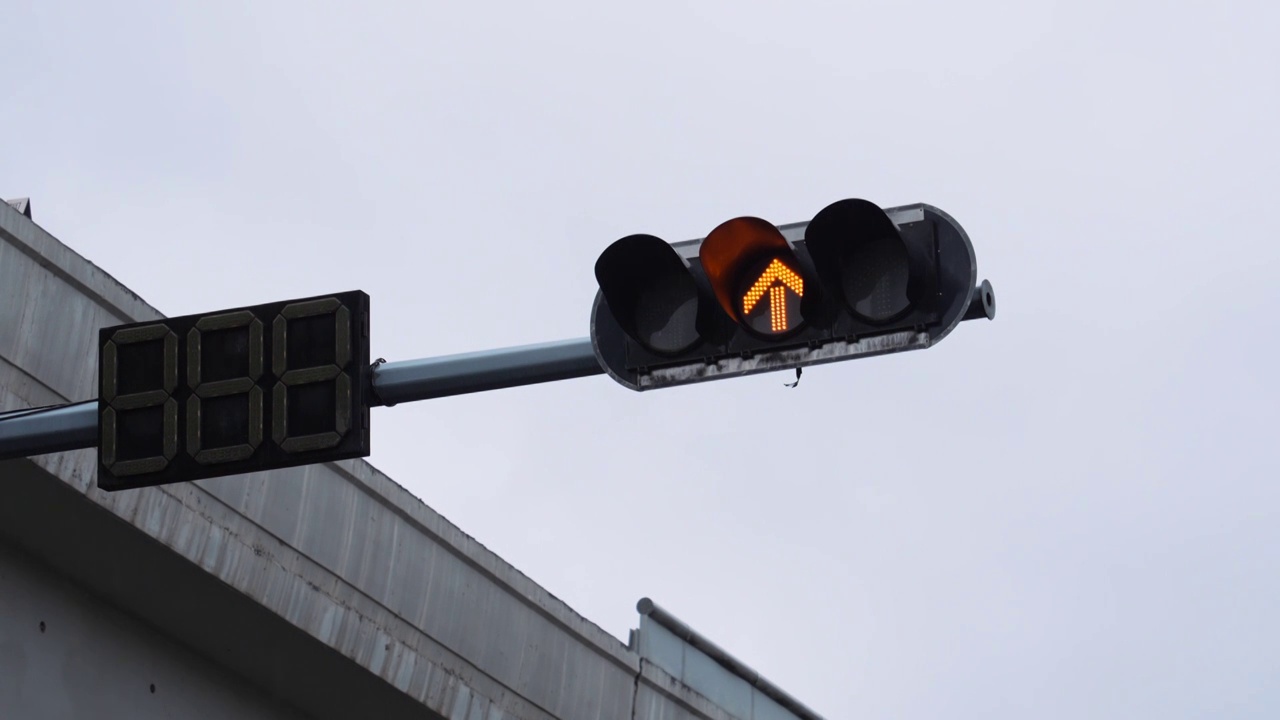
590, 199, 995, 391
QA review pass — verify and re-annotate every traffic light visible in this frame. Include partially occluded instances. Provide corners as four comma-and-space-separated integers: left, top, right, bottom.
98, 291, 371, 490
590, 200, 995, 390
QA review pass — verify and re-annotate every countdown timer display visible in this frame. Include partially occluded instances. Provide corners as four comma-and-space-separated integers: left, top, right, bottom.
97, 291, 370, 491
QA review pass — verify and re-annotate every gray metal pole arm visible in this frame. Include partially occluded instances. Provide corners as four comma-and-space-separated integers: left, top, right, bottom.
0, 401, 98, 460
0, 338, 602, 461
371, 337, 601, 406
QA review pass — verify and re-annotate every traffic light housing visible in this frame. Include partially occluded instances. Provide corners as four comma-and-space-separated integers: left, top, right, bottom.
590, 200, 994, 390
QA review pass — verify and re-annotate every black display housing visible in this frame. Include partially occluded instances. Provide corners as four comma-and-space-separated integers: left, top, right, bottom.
97, 290, 370, 491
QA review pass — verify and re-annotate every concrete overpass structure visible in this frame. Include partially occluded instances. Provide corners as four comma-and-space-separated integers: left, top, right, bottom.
0, 199, 827, 720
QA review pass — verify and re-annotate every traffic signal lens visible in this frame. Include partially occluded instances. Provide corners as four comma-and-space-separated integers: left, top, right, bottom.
634, 274, 700, 353
700, 217, 808, 334
806, 199, 916, 323
595, 234, 702, 354
842, 234, 909, 321
739, 256, 804, 334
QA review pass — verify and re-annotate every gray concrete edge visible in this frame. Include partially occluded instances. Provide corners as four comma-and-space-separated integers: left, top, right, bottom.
637, 660, 739, 720
0, 201, 163, 327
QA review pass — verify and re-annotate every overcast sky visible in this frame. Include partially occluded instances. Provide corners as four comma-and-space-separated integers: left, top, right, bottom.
5, 1, 1280, 717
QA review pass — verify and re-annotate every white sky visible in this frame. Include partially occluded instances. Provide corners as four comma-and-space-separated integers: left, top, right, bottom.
5, 1, 1280, 717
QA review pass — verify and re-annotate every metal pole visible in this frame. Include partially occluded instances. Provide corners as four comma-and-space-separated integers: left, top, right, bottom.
0, 338, 603, 461
371, 337, 601, 406
0, 401, 98, 460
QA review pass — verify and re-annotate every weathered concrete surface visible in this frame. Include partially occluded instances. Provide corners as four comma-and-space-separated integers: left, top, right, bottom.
0, 199, 823, 720
0, 524, 309, 719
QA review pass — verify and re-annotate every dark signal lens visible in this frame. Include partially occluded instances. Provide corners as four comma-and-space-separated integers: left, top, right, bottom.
595, 234, 701, 354
806, 199, 915, 323
633, 273, 699, 353
841, 233, 910, 321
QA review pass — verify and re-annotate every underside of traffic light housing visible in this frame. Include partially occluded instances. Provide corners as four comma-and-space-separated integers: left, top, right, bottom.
591, 200, 995, 391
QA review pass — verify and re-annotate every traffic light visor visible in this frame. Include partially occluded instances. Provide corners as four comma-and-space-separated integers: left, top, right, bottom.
806, 199, 926, 323
594, 234, 701, 354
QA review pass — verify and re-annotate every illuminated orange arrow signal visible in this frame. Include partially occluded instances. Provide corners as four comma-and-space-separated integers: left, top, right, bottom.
741, 258, 804, 332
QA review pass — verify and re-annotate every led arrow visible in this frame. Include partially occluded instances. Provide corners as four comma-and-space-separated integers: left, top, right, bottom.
741, 258, 804, 332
